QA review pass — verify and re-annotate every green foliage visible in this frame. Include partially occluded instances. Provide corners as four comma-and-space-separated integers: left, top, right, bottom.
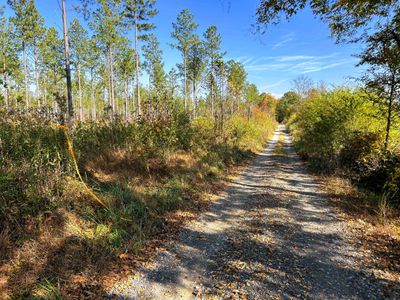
255, 0, 399, 43
286, 87, 400, 204
276, 91, 301, 123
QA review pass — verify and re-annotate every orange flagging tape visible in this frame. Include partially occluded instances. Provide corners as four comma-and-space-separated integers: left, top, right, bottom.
58, 125, 108, 209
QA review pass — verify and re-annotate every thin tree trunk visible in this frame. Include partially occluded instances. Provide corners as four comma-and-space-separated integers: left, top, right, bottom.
3, 58, 9, 111
131, 79, 136, 114
109, 45, 115, 117
22, 41, 29, 110
62, 0, 74, 121
184, 51, 187, 111
134, 17, 141, 116
237, 93, 240, 114
384, 73, 395, 151
124, 79, 128, 121
34, 45, 41, 109
78, 60, 83, 121
91, 69, 96, 120
211, 84, 214, 118
193, 80, 196, 118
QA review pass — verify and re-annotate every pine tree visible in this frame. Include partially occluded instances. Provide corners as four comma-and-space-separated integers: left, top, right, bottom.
125, 0, 158, 116
227, 60, 247, 114
61, 0, 74, 120
84, 37, 101, 119
8, 0, 45, 110
171, 8, 198, 112
0, 6, 19, 110
40, 27, 64, 109
142, 33, 165, 113
90, 0, 125, 118
69, 19, 89, 120
187, 37, 205, 117
203, 25, 224, 118
116, 37, 135, 120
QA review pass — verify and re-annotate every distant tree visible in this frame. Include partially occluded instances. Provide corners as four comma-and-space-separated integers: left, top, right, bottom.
167, 67, 179, 104
90, 0, 125, 117
32, 19, 45, 108
259, 92, 278, 115
8, 0, 45, 110
69, 19, 89, 120
276, 91, 301, 123
116, 38, 135, 120
213, 58, 227, 131
203, 25, 224, 118
0, 7, 19, 110
125, 0, 158, 116
142, 33, 166, 111
227, 60, 247, 113
84, 37, 101, 119
246, 83, 260, 105
40, 27, 64, 109
245, 83, 260, 120
171, 8, 198, 111
187, 37, 205, 116
292, 75, 314, 99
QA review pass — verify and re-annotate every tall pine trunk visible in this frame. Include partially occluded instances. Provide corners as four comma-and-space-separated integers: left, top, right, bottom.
134, 17, 141, 116
62, 0, 74, 120
192, 80, 197, 118
184, 51, 187, 111
34, 45, 40, 109
3, 59, 9, 111
124, 80, 128, 121
109, 45, 115, 117
78, 60, 83, 121
91, 69, 96, 120
22, 41, 29, 110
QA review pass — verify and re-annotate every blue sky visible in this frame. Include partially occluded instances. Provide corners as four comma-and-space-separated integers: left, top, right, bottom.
5, 0, 364, 98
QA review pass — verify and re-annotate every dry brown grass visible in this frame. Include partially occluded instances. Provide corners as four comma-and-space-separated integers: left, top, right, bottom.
273, 133, 286, 156
319, 175, 400, 295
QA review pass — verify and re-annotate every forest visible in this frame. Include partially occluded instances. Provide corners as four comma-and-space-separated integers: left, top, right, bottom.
0, 0, 399, 299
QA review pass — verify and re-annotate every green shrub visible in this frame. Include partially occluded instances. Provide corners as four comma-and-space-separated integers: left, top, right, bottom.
287, 87, 399, 205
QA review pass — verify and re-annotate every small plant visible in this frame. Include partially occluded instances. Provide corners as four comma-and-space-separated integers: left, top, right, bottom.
33, 279, 63, 300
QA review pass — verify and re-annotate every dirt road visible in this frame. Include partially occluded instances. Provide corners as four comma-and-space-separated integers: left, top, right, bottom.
109, 125, 386, 299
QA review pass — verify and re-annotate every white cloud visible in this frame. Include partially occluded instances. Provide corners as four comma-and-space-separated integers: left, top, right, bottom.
276, 55, 314, 62
272, 33, 295, 49
240, 53, 355, 75
261, 79, 288, 89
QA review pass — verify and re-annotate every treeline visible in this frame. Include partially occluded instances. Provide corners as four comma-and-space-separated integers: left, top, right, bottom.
0, 1, 264, 124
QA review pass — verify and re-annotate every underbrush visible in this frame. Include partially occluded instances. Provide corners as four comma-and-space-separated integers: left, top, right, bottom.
287, 88, 400, 208
0, 108, 276, 298
320, 175, 400, 296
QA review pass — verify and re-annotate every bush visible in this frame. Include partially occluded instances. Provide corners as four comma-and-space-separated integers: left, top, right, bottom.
287, 87, 399, 205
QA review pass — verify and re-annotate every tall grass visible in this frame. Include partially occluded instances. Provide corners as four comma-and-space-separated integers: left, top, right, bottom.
0, 107, 276, 298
